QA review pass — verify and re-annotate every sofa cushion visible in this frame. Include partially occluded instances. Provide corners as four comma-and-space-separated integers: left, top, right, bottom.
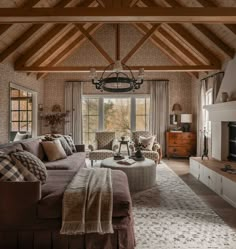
11, 151, 47, 184
0, 153, 24, 182
63, 135, 76, 152
38, 169, 131, 219
21, 139, 45, 161
0, 143, 23, 154
41, 140, 67, 162
45, 152, 86, 171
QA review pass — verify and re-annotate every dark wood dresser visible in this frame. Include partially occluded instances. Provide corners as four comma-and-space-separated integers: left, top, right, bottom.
166, 132, 196, 159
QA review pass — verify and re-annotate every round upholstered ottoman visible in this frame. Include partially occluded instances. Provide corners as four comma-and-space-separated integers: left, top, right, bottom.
101, 157, 156, 192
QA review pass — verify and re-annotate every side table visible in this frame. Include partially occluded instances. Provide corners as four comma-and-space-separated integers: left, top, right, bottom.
118, 140, 130, 156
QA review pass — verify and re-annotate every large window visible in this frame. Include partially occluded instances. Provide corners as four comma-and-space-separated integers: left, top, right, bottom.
82, 96, 150, 145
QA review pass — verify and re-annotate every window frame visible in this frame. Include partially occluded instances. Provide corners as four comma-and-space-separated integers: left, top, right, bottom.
82, 94, 150, 143
9, 83, 38, 141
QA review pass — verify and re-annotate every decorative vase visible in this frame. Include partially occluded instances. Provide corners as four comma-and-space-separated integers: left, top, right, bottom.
135, 149, 143, 158
220, 92, 229, 102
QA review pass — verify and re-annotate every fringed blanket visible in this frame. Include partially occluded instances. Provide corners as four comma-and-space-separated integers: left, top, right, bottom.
60, 168, 114, 235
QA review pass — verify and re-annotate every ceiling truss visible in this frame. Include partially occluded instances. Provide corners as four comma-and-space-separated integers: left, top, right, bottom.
0, 0, 233, 79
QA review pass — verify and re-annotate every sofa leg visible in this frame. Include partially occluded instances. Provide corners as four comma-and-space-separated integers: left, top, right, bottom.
91, 160, 93, 167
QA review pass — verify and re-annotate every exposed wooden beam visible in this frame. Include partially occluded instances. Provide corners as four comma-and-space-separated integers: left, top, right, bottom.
158, 27, 203, 65
168, 24, 221, 66
122, 24, 160, 64
16, 65, 220, 72
27, 27, 80, 69
0, 0, 76, 62
196, 0, 236, 36
116, 24, 120, 60
0, 8, 236, 23
139, 0, 221, 66
76, 24, 114, 63
15, 24, 68, 67
193, 24, 234, 58
135, 23, 199, 78
164, 0, 235, 58
36, 23, 102, 79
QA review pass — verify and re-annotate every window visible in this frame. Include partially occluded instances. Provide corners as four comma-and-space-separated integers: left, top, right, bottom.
205, 88, 213, 136
10, 87, 33, 141
136, 97, 150, 131
104, 98, 131, 137
82, 96, 150, 145
82, 98, 99, 146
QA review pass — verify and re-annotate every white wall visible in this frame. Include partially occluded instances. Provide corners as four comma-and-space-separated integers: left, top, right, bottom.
216, 54, 236, 102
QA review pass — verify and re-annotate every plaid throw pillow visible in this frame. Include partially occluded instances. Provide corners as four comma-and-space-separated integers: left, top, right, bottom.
11, 151, 47, 184
63, 135, 76, 153
51, 135, 73, 156
0, 153, 24, 182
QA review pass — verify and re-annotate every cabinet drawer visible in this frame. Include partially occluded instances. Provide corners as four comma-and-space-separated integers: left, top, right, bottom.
169, 139, 194, 146
168, 147, 192, 157
168, 132, 196, 140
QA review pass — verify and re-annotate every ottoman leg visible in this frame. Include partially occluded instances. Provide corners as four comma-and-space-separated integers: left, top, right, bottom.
91, 160, 93, 167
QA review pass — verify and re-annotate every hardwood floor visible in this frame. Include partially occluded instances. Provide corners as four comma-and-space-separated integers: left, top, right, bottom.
163, 158, 236, 231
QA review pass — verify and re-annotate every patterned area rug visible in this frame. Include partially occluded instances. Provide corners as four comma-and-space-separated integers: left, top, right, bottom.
132, 162, 236, 249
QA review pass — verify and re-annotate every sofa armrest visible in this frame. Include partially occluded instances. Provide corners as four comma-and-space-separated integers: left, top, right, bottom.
0, 181, 41, 225
75, 144, 85, 152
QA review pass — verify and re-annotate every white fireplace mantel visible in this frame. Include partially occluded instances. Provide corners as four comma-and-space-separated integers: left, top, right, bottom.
204, 101, 236, 122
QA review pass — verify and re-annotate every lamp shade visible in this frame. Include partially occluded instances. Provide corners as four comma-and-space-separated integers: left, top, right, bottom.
181, 114, 192, 123
172, 103, 182, 112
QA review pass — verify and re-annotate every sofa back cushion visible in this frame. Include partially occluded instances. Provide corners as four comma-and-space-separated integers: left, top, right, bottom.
21, 139, 45, 161
96, 132, 115, 150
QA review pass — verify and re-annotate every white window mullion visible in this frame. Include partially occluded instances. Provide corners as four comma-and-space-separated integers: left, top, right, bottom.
99, 97, 104, 131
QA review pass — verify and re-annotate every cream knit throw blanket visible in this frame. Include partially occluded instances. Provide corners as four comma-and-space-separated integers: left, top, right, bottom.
60, 168, 114, 235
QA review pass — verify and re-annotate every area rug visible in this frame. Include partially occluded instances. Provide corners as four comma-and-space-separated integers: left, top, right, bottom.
132, 162, 236, 249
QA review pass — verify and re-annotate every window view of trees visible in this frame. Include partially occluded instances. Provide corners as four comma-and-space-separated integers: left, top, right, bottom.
82, 96, 150, 145
104, 98, 131, 137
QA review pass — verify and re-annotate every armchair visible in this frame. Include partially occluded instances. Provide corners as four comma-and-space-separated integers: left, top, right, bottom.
88, 132, 118, 166
129, 131, 162, 163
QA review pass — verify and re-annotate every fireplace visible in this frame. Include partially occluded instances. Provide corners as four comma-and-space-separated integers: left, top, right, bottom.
229, 122, 236, 161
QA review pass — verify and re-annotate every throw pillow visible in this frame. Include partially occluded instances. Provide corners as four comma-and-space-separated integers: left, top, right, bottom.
11, 151, 47, 184
14, 159, 38, 181
0, 153, 24, 182
52, 134, 73, 156
13, 132, 29, 141
41, 139, 67, 162
139, 136, 156, 151
63, 135, 76, 152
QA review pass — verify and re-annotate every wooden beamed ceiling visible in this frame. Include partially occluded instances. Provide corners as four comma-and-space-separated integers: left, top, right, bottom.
0, 0, 235, 79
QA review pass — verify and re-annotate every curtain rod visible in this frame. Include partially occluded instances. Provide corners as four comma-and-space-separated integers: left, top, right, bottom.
200, 71, 224, 82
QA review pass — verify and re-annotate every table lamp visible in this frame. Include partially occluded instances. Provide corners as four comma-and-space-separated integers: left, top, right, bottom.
181, 114, 192, 132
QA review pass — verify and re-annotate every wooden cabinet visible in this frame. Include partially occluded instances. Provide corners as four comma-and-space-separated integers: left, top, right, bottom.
166, 132, 196, 158
190, 157, 236, 208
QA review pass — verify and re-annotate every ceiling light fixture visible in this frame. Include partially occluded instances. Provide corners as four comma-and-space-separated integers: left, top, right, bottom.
90, 61, 144, 93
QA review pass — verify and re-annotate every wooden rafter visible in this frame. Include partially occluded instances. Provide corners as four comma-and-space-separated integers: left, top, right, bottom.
36, 23, 102, 79
135, 23, 199, 78
140, 0, 221, 66
157, 27, 203, 65
15, 65, 220, 72
122, 24, 160, 64
76, 24, 114, 64
164, 0, 234, 58
0, 8, 236, 23
116, 24, 120, 60
0, 0, 76, 63
196, 0, 236, 36
13, 0, 97, 68
0, 0, 41, 37
15, 24, 68, 67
